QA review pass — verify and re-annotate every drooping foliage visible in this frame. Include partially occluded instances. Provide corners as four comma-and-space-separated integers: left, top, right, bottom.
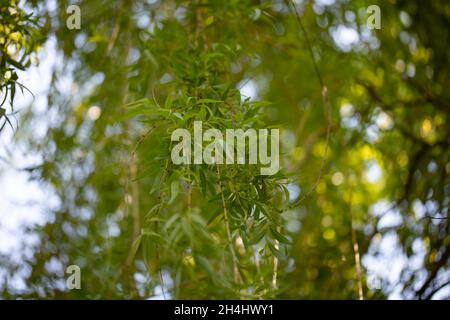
0, 0, 449, 300
0, 0, 46, 131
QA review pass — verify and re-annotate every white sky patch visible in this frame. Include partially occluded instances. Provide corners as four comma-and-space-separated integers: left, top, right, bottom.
412, 199, 426, 220
316, 0, 336, 6
365, 124, 380, 143
377, 210, 403, 230
409, 238, 426, 271
340, 103, 354, 118
340, 103, 359, 129
370, 200, 403, 230
432, 283, 450, 300
331, 25, 360, 52
362, 231, 408, 298
147, 270, 173, 300
287, 183, 301, 202
365, 160, 382, 183
238, 79, 258, 101
376, 111, 394, 130
370, 200, 393, 217
0, 38, 60, 262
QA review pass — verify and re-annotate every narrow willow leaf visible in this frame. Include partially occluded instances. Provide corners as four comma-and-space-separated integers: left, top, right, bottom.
197, 98, 223, 104
168, 180, 179, 204
129, 234, 142, 262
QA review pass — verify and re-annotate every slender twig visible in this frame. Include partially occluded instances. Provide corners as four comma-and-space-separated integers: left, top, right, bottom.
284, 0, 332, 208
216, 164, 241, 283
417, 244, 450, 299
272, 237, 279, 289
349, 189, 364, 300
423, 279, 450, 300
124, 126, 156, 266
107, 2, 123, 55
154, 155, 172, 300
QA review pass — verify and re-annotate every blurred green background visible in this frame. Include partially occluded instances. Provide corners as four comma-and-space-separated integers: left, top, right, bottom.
0, 0, 449, 299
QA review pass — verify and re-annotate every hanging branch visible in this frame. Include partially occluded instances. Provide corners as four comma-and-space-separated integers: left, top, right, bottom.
284, 0, 332, 208
124, 125, 156, 266
348, 189, 364, 300
216, 164, 242, 284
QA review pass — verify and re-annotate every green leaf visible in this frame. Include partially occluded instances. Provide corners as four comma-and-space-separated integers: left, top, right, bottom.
129, 234, 142, 262
205, 16, 215, 26
168, 180, 179, 204
270, 226, 291, 244
164, 95, 173, 109
197, 98, 222, 104
267, 241, 284, 259
144, 204, 160, 221
249, 226, 266, 245
196, 256, 216, 280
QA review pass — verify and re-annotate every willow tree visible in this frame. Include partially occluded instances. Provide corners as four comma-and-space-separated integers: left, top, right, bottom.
0, 0, 45, 132
119, 1, 298, 298
1, 0, 449, 300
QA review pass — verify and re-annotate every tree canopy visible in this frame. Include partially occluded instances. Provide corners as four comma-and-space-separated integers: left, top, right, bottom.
0, 0, 449, 299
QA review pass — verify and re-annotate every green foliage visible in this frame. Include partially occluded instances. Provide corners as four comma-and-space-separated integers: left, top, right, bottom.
0, 0, 449, 300
118, 2, 292, 297
0, 0, 46, 131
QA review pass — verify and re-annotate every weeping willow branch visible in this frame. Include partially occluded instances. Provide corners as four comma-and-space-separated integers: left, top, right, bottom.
107, 1, 124, 55
349, 189, 364, 300
154, 154, 173, 300
216, 164, 241, 284
284, 0, 332, 208
272, 237, 279, 289
124, 126, 156, 266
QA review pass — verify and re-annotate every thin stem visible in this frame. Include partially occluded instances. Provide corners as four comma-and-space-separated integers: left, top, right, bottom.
216, 164, 241, 284
349, 190, 364, 300
272, 239, 279, 289
285, 0, 332, 208
154, 155, 172, 300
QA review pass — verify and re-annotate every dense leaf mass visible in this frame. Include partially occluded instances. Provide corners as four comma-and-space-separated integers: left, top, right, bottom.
0, 0, 449, 300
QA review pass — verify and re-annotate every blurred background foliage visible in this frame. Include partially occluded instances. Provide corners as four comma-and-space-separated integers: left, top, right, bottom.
0, 0, 449, 299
